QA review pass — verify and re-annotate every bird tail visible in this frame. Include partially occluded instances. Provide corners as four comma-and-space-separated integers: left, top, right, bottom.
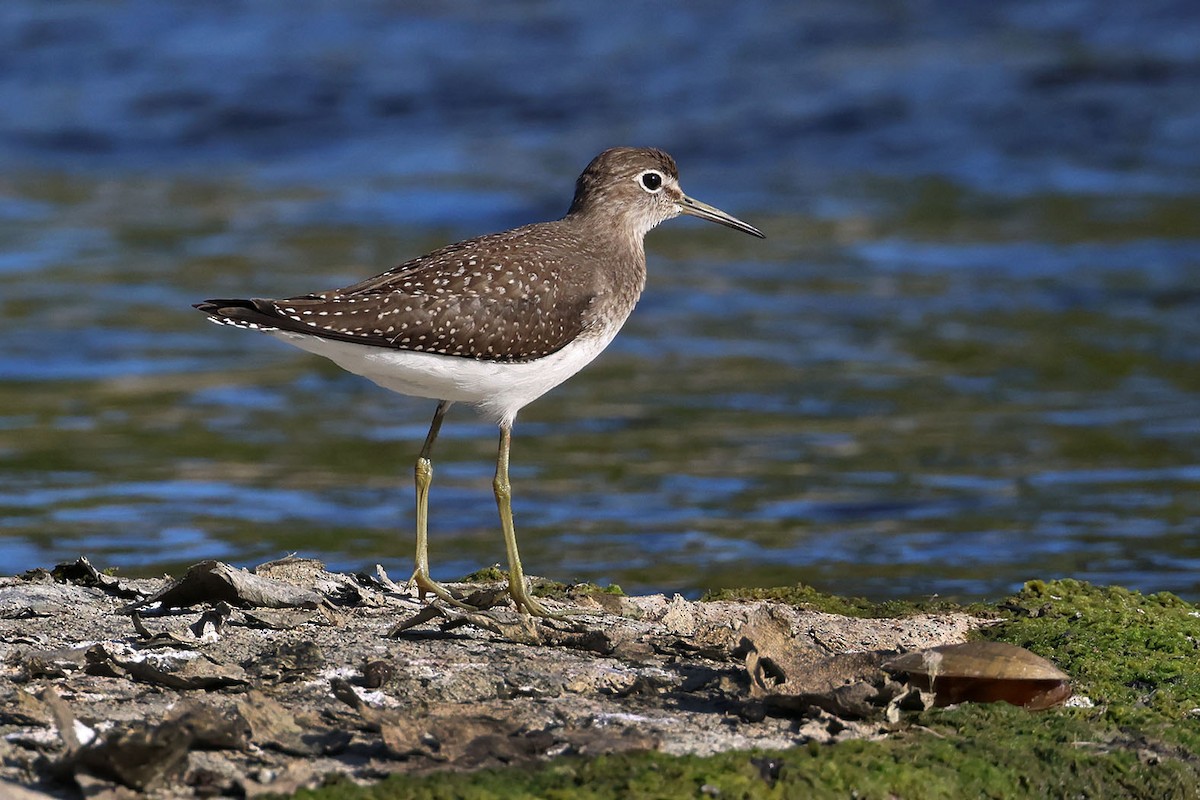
193, 298, 283, 331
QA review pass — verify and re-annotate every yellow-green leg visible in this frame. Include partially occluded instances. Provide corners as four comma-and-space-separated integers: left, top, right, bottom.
407, 401, 473, 609
493, 422, 556, 617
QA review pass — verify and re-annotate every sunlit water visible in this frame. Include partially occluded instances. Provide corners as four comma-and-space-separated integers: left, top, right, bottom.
0, 1, 1198, 601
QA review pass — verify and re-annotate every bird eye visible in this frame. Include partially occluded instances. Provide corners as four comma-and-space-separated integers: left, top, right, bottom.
639, 171, 664, 192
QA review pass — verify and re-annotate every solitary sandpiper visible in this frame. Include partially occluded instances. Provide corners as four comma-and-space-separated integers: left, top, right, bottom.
196, 147, 763, 617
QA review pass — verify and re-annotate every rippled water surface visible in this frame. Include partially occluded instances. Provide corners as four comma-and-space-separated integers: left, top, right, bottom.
1, 1, 1198, 601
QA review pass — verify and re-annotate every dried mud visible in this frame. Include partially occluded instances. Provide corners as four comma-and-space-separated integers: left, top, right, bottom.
0, 558, 984, 798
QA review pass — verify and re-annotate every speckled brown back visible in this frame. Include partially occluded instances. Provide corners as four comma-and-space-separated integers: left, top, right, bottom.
197, 218, 634, 362
196, 148, 692, 362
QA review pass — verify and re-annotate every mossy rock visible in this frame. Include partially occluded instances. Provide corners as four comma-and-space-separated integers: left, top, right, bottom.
285, 580, 1200, 800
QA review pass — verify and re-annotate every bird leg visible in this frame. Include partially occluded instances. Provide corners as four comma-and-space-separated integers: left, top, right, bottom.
493, 422, 558, 617
407, 401, 474, 609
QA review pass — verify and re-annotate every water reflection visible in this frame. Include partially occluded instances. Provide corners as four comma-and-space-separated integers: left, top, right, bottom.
0, 2, 1197, 602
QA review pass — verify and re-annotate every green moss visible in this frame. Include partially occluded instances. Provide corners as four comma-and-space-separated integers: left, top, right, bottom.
284, 721, 1197, 799
701, 582, 983, 619
457, 567, 624, 599
459, 565, 507, 583
981, 579, 1200, 753
531, 579, 625, 600
280, 580, 1200, 799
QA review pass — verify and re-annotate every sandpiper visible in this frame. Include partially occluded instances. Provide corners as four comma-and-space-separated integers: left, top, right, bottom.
196, 147, 763, 616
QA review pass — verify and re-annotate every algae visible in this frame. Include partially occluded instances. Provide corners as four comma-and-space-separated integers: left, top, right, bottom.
458, 567, 625, 601
984, 579, 1200, 754
701, 582, 984, 619
287, 580, 1200, 800
531, 579, 625, 600
459, 565, 507, 583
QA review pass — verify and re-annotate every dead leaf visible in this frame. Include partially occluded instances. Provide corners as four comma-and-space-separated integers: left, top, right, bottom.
0, 688, 52, 727
42, 686, 83, 754
17, 646, 89, 680
386, 604, 444, 636
50, 557, 146, 601
234, 691, 317, 756
69, 703, 248, 791
84, 644, 249, 690
123, 561, 322, 612
737, 607, 890, 718
240, 609, 321, 630
129, 607, 230, 650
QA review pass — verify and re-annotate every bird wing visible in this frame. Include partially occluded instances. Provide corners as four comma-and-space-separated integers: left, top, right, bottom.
196, 224, 599, 362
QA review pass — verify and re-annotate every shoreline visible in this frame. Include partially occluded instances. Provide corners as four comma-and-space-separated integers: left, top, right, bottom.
1, 558, 1196, 798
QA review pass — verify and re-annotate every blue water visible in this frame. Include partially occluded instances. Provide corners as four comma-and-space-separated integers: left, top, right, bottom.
0, 1, 1198, 601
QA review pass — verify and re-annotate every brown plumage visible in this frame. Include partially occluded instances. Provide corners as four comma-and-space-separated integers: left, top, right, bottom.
196, 224, 602, 362
195, 147, 763, 617
196, 148, 687, 363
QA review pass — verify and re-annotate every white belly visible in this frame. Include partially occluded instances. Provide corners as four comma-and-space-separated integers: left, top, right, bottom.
269, 325, 620, 426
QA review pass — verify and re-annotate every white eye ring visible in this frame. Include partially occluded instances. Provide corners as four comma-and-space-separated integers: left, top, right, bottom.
637, 170, 665, 193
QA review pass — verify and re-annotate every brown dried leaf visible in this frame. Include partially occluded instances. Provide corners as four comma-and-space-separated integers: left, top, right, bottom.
240, 609, 322, 630
123, 561, 322, 612
0, 688, 53, 727
17, 646, 89, 680
738, 607, 889, 718
85, 644, 249, 690
41, 686, 81, 754
50, 557, 146, 601
70, 703, 248, 791
235, 691, 319, 755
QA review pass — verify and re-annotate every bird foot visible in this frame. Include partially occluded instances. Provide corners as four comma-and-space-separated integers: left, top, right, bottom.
507, 579, 578, 620
406, 569, 479, 612
407, 567, 578, 620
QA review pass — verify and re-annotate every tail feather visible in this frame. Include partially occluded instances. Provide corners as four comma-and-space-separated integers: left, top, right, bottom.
194, 298, 285, 331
